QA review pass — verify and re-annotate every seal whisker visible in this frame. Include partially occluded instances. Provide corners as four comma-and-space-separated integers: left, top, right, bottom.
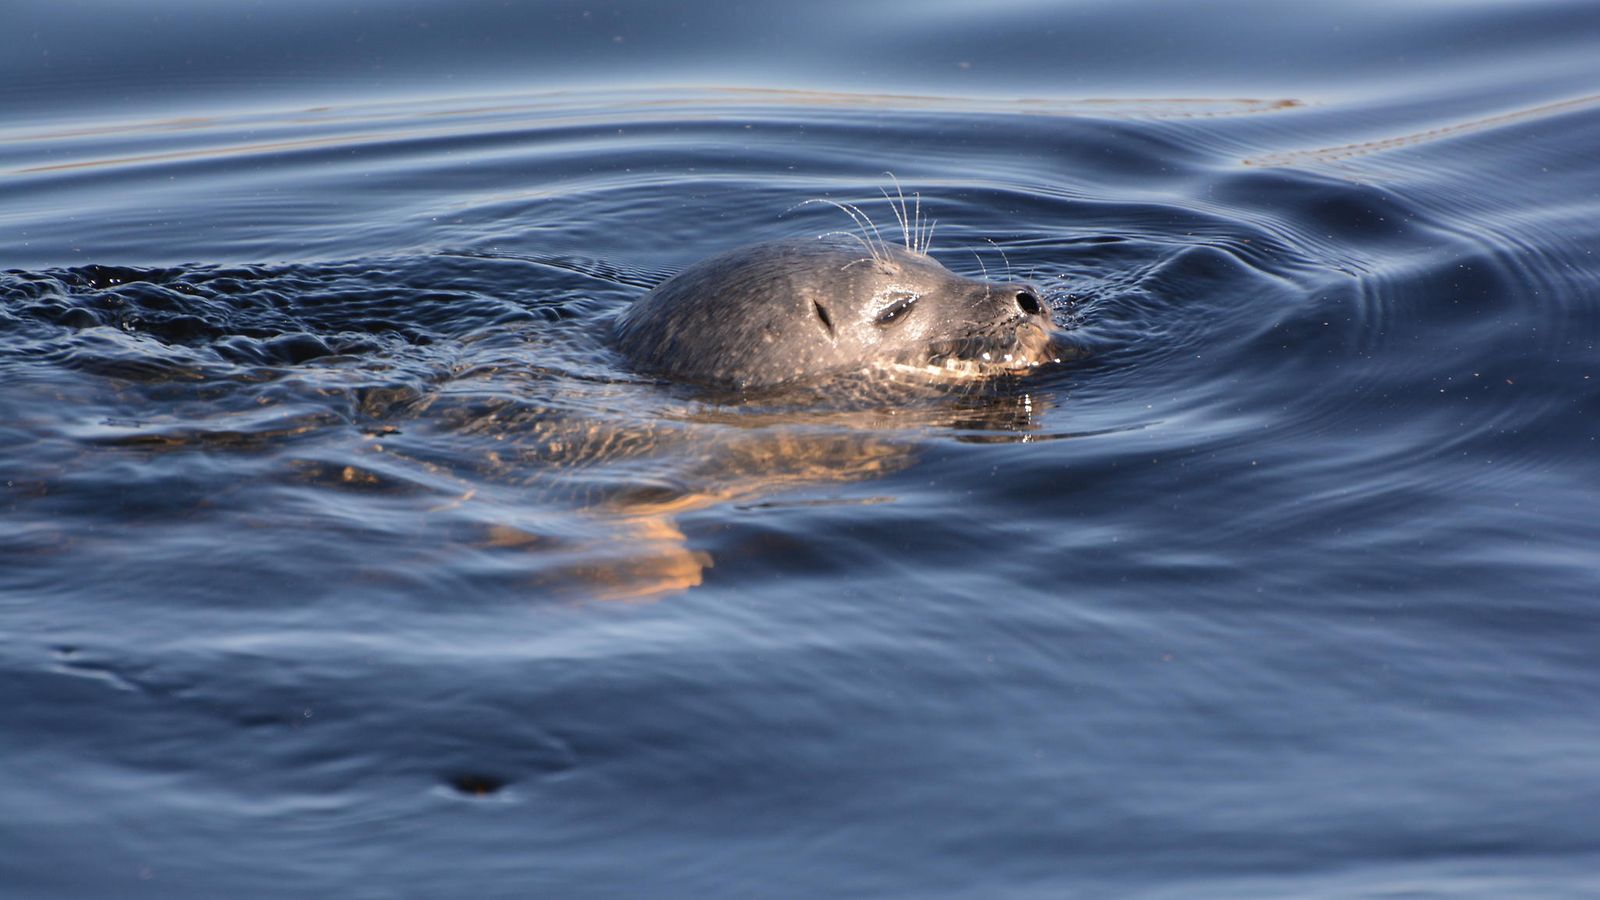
986, 238, 1014, 281
818, 231, 886, 270
882, 173, 909, 251
970, 248, 989, 280
834, 199, 892, 261
797, 198, 886, 264
913, 192, 924, 253
885, 173, 914, 252
880, 188, 911, 252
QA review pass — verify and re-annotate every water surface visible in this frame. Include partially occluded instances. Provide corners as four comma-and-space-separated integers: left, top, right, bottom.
5, 2, 1600, 897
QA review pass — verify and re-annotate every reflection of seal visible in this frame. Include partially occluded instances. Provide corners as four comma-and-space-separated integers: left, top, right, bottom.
614, 237, 1060, 389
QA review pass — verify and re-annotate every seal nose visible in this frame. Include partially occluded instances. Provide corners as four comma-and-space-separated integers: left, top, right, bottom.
1014, 289, 1045, 317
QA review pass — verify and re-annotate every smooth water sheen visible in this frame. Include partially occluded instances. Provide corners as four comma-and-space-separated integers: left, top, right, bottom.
5, 2, 1600, 897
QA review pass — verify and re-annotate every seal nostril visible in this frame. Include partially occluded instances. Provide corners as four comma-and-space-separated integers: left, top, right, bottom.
1015, 290, 1043, 316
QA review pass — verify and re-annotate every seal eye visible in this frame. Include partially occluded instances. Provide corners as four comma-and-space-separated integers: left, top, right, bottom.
1015, 290, 1044, 316
876, 292, 919, 326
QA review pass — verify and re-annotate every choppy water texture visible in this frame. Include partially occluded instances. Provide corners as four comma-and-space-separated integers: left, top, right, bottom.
5, 1, 1600, 897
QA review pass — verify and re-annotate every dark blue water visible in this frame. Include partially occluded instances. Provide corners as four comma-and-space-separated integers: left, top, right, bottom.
5, 2, 1600, 897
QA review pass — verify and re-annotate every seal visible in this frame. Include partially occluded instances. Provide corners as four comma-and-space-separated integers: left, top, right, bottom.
613, 236, 1061, 389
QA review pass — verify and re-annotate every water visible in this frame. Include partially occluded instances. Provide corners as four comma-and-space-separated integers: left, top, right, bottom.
5, 2, 1600, 897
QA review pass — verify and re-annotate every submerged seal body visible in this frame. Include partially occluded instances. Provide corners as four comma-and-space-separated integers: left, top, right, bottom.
613, 237, 1059, 389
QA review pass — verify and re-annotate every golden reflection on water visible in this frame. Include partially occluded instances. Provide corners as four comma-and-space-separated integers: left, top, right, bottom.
1245, 93, 1600, 168
402, 383, 1059, 604
7, 86, 1302, 175
71, 349, 1072, 604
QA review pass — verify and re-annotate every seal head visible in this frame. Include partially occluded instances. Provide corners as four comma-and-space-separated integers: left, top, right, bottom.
614, 237, 1059, 389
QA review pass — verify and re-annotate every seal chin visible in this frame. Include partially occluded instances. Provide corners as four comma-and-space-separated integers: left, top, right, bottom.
892, 319, 1065, 380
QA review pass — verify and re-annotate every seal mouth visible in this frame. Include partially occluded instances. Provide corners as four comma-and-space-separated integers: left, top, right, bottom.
892, 319, 1066, 380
